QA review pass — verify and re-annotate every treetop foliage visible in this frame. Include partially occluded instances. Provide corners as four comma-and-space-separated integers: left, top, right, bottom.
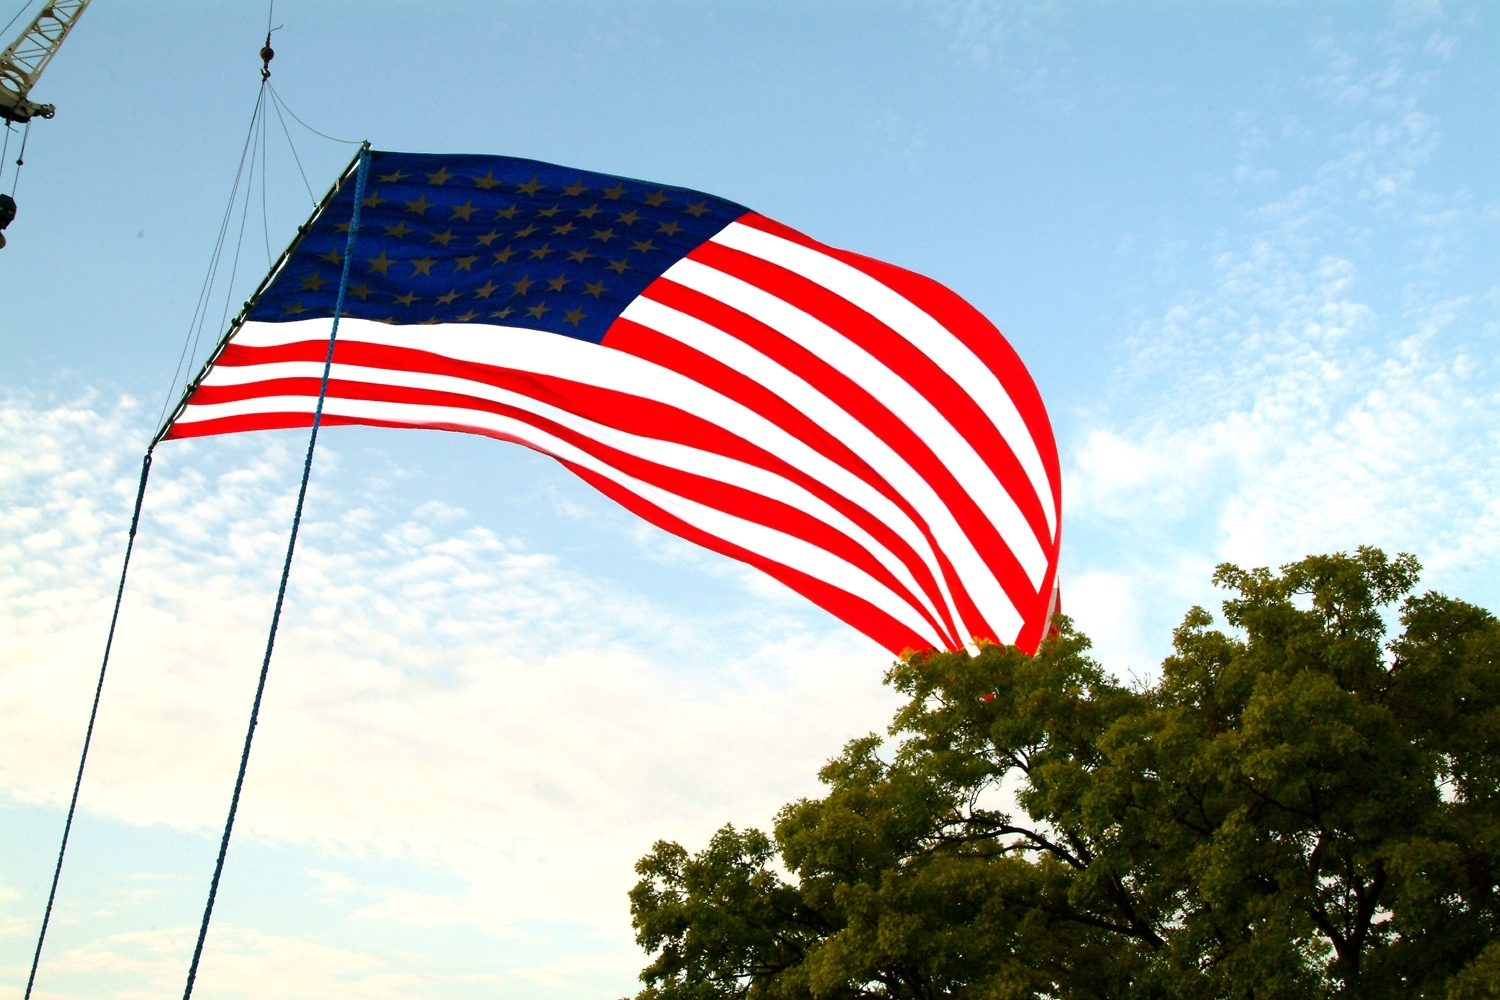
629, 548, 1500, 1000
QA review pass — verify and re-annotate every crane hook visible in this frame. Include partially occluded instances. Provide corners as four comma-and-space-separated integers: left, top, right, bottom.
260, 32, 274, 80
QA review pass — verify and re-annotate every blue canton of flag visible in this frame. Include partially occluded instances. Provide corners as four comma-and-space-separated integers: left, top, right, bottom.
250, 152, 749, 344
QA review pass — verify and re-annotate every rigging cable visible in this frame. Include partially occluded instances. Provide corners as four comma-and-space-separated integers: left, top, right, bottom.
259, 92, 272, 267
26, 83, 275, 998
25, 6, 372, 993
180, 144, 372, 1000
154, 84, 266, 431
22, 453, 155, 1000
268, 82, 360, 145
0, 0, 37, 43
268, 89, 317, 206
9, 119, 28, 196
205, 87, 267, 381
211, 91, 264, 371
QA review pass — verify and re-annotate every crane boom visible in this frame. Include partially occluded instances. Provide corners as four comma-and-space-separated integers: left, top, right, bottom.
0, 0, 91, 124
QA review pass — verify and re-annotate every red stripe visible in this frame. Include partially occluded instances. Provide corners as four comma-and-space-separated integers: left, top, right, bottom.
631, 274, 1028, 640
169, 402, 934, 655
603, 317, 961, 648
204, 339, 853, 490
733, 212, 1062, 523
175, 401, 930, 656
175, 374, 951, 645
610, 290, 991, 644
562, 460, 929, 655
203, 339, 857, 492
165, 410, 322, 439
1011, 553, 1058, 656
193, 340, 960, 643
623, 280, 1002, 643
689, 239, 1053, 551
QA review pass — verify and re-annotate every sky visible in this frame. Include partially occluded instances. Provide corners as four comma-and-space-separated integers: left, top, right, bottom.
1, 1, 1497, 998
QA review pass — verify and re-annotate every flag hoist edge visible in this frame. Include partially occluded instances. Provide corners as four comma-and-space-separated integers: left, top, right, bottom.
163, 150, 1063, 656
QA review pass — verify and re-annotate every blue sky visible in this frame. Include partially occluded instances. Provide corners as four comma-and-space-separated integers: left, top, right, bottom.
2, 2, 1497, 998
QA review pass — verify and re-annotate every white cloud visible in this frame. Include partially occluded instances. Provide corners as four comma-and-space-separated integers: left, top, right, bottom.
36, 924, 431, 1000
0, 389, 902, 992
1061, 16, 1500, 673
931, 0, 1072, 107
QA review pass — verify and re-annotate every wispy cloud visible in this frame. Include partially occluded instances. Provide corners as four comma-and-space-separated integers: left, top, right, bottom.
0, 387, 901, 991
1061, 11, 1500, 673
37, 924, 428, 1000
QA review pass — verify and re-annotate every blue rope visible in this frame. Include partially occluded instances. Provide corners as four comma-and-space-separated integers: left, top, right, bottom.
180, 144, 370, 1000
23, 449, 154, 1000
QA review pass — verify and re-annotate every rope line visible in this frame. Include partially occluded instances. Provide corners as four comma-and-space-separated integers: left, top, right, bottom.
23, 450, 155, 1000
151, 144, 367, 447
155, 85, 267, 431
269, 92, 317, 206
9, 120, 29, 197
204, 90, 265, 390
0, 0, 37, 48
267, 83, 361, 144
179, 144, 371, 1000
259, 102, 273, 267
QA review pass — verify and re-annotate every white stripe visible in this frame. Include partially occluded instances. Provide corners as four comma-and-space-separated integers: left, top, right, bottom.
620, 294, 966, 640
663, 256, 1049, 588
179, 392, 947, 648
712, 221, 1058, 539
192, 356, 948, 639
212, 318, 1024, 641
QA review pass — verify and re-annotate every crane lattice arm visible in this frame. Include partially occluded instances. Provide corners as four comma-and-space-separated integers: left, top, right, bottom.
0, 0, 91, 124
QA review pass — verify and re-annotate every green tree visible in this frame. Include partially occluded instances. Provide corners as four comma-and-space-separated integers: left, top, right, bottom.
629, 549, 1500, 1000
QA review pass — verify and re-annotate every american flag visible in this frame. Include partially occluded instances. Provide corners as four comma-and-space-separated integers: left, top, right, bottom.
165, 152, 1061, 655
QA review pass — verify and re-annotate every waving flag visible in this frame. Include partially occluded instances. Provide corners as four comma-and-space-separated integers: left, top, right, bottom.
165, 152, 1061, 655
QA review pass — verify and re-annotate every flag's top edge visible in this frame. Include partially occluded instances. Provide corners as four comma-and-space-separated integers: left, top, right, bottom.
365, 150, 753, 216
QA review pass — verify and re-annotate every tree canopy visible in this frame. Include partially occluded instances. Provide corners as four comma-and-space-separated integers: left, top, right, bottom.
629, 548, 1500, 1000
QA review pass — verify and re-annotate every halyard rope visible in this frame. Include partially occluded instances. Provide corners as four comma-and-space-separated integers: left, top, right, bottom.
23, 450, 154, 1000
179, 143, 371, 1000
